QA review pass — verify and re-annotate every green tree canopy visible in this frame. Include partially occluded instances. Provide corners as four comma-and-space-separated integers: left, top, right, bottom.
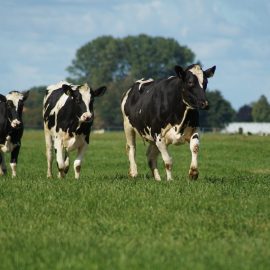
67, 34, 195, 86
235, 105, 253, 122
252, 95, 270, 122
23, 86, 46, 129
200, 90, 235, 129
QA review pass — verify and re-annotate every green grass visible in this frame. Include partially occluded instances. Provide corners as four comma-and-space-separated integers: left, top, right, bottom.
0, 131, 270, 269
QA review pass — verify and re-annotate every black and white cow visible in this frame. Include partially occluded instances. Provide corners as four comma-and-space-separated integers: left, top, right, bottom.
121, 64, 216, 181
0, 91, 29, 177
43, 81, 107, 179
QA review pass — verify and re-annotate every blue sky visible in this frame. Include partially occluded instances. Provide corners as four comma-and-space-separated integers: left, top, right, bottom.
1, 0, 270, 109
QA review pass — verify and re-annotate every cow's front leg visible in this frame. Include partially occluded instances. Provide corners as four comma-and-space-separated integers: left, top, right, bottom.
189, 133, 200, 180
74, 144, 88, 179
64, 150, 70, 174
1, 136, 12, 152
155, 136, 172, 181
146, 143, 161, 181
10, 145, 21, 178
124, 120, 138, 178
44, 128, 53, 178
0, 152, 7, 176
54, 139, 66, 178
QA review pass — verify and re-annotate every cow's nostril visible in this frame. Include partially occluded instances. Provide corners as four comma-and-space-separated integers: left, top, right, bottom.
200, 101, 207, 108
84, 116, 92, 122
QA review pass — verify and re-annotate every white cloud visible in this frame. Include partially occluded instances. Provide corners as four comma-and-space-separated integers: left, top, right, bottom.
190, 38, 234, 60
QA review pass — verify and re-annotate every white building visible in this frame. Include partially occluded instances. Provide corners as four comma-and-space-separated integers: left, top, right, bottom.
222, 122, 270, 135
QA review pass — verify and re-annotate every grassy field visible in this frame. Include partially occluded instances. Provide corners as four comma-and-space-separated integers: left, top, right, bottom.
0, 130, 270, 270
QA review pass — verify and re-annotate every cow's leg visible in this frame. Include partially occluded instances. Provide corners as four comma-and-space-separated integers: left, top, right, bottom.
146, 143, 161, 181
189, 133, 200, 180
64, 150, 70, 174
74, 144, 88, 179
44, 127, 53, 178
54, 139, 65, 178
0, 152, 7, 176
1, 136, 12, 152
10, 145, 20, 178
123, 119, 138, 178
155, 136, 172, 181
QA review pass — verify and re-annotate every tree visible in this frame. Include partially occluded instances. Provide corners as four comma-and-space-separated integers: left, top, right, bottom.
235, 105, 253, 122
67, 35, 195, 87
23, 86, 46, 129
251, 95, 270, 122
67, 34, 195, 128
94, 75, 135, 129
199, 90, 235, 129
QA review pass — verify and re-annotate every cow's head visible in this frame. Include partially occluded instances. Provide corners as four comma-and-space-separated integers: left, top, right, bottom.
62, 83, 107, 123
175, 64, 216, 110
0, 94, 6, 103
5, 91, 29, 128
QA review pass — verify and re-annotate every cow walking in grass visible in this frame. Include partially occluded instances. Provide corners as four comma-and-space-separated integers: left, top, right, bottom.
121, 64, 216, 180
43, 81, 107, 179
0, 91, 29, 177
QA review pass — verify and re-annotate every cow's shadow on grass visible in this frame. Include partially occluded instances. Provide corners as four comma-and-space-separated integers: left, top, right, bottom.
204, 176, 225, 184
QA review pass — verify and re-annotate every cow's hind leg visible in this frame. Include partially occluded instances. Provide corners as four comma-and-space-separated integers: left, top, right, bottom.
189, 133, 200, 180
44, 126, 53, 178
0, 152, 7, 176
124, 120, 138, 178
74, 144, 88, 179
155, 136, 172, 181
146, 143, 161, 181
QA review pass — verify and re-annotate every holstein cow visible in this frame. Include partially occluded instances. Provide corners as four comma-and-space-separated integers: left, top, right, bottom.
121, 64, 216, 181
0, 91, 29, 177
43, 81, 106, 179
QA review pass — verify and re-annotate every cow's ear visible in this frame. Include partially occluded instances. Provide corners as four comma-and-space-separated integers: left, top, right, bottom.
0, 94, 6, 102
204, 66, 216, 78
23, 90, 30, 101
62, 84, 73, 96
92, 86, 107, 97
175, 65, 185, 79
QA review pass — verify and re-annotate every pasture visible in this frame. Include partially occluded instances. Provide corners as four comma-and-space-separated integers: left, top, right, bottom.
0, 130, 269, 269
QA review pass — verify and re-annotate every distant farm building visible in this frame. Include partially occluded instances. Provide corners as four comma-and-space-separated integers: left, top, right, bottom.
222, 122, 270, 135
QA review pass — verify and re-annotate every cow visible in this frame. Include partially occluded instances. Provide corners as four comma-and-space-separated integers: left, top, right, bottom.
0, 91, 29, 177
121, 64, 216, 181
43, 81, 107, 179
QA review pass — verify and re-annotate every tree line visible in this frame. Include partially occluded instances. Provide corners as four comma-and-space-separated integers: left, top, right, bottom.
22, 35, 270, 129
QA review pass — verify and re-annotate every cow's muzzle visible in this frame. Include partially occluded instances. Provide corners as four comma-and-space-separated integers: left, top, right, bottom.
199, 100, 209, 110
80, 113, 93, 123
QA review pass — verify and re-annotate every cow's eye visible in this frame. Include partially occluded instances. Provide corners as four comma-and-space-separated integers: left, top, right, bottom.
7, 101, 13, 107
73, 95, 80, 103
188, 81, 194, 87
